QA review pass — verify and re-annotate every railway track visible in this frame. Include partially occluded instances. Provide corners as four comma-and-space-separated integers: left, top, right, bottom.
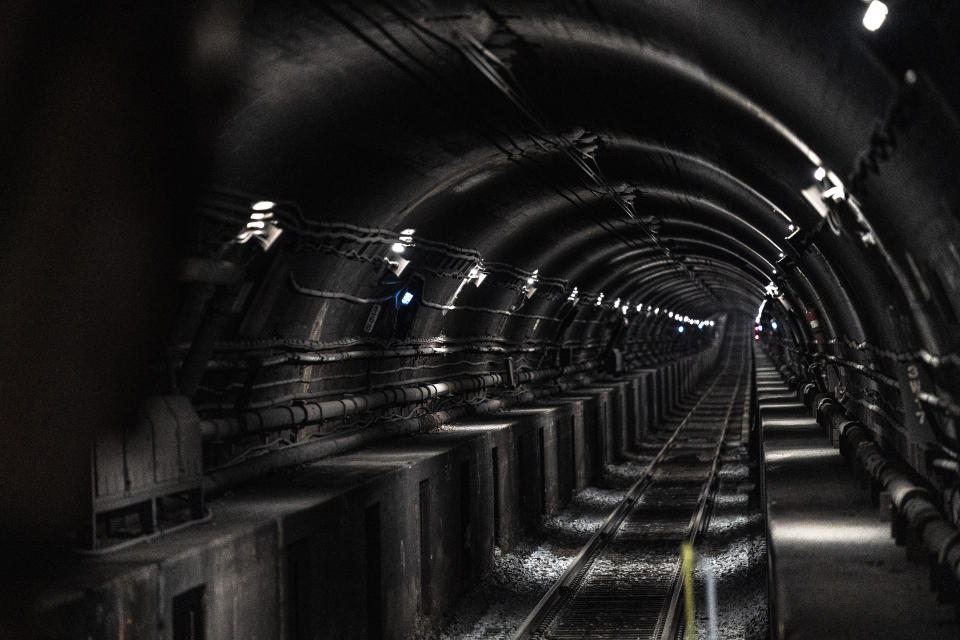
514, 334, 750, 640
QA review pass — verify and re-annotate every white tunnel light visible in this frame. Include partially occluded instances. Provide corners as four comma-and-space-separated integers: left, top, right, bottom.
755, 299, 768, 324
468, 265, 487, 287
251, 200, 275, 211
400, 228, 416, 235
391, 242, 406, 253
862, 1, 888, 31
636, 303, 643, 312
813, 166, 826, 181
677, 325, 684, 333
668, 311, 674, 318
823, 185, 845, 201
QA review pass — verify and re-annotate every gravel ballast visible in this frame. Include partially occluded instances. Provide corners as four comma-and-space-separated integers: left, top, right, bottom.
419, 437, 768, 639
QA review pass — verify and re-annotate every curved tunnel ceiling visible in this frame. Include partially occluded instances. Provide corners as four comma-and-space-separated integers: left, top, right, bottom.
3, 0, 960, 552
177, 0, 960, 443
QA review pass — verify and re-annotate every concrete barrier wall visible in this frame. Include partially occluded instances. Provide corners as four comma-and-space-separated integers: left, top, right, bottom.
34, 351, 718, 640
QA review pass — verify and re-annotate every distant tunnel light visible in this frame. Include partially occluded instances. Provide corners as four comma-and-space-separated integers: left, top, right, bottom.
391, 242, 406, 253
400, 291, 415, 305
813, 166, 826, 182
251, 200, 275, 211
771, 320, 779, 331
677, 325, 684, 333
862, 0, 888, 31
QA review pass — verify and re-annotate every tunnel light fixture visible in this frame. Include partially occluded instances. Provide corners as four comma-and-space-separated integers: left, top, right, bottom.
755, 298, 768, 324
384, 255, 409, 276
654, 307, 660, 314
862, 0, 888, 31
596, 293, 605, 306
823, 185, 845, 201
468, 264, 487, 287
814, 166, 826, 182
771, 320, 779, 331
802, 185, 831, 218
238, 201, 283, 250
612, 297, 621, 308
668, 311, 674, 318
395, 228, 416, 251
636, 303, 643, 312
391, 242, 406, 253
567, 286, 580, 302
399, 291, 415, 306
677, 325, 684, 333
621, 304, 629, 315
523, 269, 539, 299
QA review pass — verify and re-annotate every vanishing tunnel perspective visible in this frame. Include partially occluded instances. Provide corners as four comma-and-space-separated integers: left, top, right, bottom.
3, 1, 960, 638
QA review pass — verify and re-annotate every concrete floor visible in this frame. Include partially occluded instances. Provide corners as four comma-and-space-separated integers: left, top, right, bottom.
758, 368, 960, 640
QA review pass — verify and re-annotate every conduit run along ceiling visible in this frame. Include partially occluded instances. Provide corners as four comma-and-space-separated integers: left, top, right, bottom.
190, 0, 960, 470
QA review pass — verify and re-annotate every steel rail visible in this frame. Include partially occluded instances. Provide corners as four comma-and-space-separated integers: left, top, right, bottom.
657, 362, 745, 640
513, 339, 746, 639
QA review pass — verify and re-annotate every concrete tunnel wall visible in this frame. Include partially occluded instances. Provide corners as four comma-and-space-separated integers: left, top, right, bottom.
34, 350, 717, 640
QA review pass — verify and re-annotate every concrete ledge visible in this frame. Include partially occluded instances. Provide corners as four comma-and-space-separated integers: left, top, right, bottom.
757, 359, 959, 640
33, 355, 714, 640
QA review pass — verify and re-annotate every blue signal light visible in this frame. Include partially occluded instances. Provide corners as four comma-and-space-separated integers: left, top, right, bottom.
400, 291, 414, 305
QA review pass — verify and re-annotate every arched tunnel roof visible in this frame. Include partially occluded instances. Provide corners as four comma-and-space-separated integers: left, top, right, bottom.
199, 0, 960, 411
2, 0, 960, 584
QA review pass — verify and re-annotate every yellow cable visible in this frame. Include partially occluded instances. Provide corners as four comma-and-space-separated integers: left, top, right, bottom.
682, 542, 695, 640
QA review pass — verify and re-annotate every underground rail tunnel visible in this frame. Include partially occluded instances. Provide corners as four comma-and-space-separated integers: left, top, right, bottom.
3, 1, 960, 638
